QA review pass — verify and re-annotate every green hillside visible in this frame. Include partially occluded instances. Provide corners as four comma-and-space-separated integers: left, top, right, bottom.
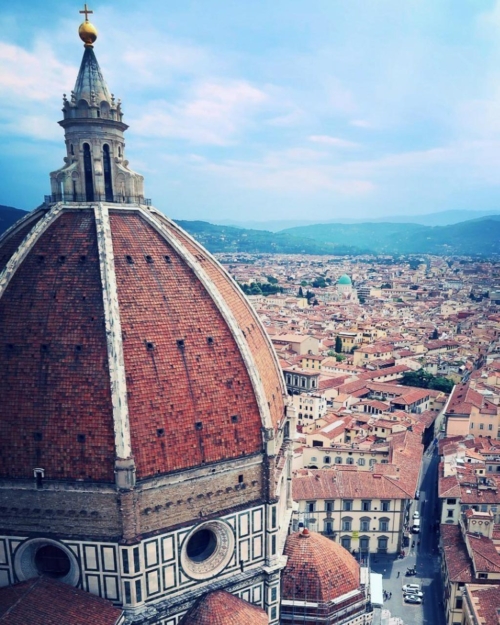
281, 216, 500, 255
0, 205, 27, 236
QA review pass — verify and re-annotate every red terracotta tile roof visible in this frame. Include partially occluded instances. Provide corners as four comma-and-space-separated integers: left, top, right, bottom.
0, 577, 123, 625
282, 530, 361, 602
178, 590, 268, 625
441, 524, 473, 583
467, 585, 500, 625
0, 207, 287, 480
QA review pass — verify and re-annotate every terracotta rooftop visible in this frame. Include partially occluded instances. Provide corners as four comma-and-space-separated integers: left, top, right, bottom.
0, 576, 123, 625
178, 590, 268, 625
466, 585, 500, 625
282, 530, 361, 603
0, 207, 286, 480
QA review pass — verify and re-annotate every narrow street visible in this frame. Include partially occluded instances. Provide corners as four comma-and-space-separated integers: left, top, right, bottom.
370, 441, 445, 625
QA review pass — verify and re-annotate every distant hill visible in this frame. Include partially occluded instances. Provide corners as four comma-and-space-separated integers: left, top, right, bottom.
281, 216, 500, 256
216, 209, 500, 231
175, 220, 367, 255
1, 204, 499, 256
0, 205, 27, 235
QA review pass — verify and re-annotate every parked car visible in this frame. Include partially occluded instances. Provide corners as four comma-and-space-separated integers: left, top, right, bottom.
413, 510, 420, 519
403, 584, 421, 593
404, 590, 423, 598
405, 595, 422, 604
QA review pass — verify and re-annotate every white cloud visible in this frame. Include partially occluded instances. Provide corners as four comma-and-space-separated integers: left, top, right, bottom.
309, 135, 360, 148
0, 41, 75, 101
350, 119, 373, 128
132, 80, 268, 145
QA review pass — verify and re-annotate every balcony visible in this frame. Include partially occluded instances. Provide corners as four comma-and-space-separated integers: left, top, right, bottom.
44, 194, 151, 206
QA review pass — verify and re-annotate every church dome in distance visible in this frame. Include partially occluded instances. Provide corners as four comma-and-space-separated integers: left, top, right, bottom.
178, 590, 268, 625
282, 529, 360, 603
337, 274, 352, 285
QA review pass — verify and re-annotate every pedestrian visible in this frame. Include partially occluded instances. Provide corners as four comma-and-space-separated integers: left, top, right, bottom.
389, 592, 392, 599
397, 571, 400, 578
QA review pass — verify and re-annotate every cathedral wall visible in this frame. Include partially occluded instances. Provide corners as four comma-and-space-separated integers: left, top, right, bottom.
0, 502, 281, 623
0, 486, 122, 538
137, 463, 263, 534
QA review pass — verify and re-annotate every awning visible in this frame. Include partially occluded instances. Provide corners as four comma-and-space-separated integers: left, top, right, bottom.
370, 572, 384, 607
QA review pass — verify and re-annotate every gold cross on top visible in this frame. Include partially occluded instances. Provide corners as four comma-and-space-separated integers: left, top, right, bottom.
79, 4, 93, 21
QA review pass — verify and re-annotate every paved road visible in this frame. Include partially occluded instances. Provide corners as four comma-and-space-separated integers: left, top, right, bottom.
370, 441, 445, 625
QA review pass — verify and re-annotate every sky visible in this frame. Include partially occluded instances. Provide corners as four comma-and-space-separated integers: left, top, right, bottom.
2, 0, 500, 224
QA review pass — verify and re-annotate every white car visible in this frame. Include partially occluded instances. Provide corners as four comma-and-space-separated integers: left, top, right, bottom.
402, 584, 421, 593
404, 590, 423, 598
413, 510, 420, 519
405, 595, 422, 604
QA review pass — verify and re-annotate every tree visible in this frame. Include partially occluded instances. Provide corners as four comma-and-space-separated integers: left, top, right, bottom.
301, 280, 308, 287
381, 283, 392, 289
400, 368, 454, 394
298, 286, 304, 298
327, 350, 336, 357
431, 328, 439, 340
335, 354, 346, 362
267, 275, 278, 284
335, 336, 343, 354
312, 277, 327, 288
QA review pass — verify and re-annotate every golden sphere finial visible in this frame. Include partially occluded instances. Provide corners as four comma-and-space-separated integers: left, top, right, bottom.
78, 4, 97, 47
79, 20, 98, 46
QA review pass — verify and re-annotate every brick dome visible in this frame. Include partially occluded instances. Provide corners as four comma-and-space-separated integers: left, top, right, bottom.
0, 204, 286, 482
282, 530, 360, 603
178, 590, 268, 625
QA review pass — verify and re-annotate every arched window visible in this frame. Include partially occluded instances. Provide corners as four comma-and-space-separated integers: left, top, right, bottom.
346, 457, 354, 465
341, 536, 351, 550
357, 457, 365, 466
360, 517, 370, 532
324, 456, 331, 464
103, 144, 113, 202
341, 517, 352, 531
377, 536, 388, 552
83, 143, 94, 201
335, 456, 342, 464
379, 517, 390, 532
359, 536, 370, 551
77, 99, 89, 117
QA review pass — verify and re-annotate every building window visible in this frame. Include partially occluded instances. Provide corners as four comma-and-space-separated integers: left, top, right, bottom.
377, 536, 388, 552
478, 573, 488, 579
447, 510, 453, 518
360, 517, 370, 532
446, 499, 457, 505
471, 423, 474, 429
335, 456, 342, 464
455, 597, 463, 610
346, 457, 354, 465
381, 500, 390, 512
369, 459, 377, 466
379, 518, 389, 532
341, 536, 351, 550
359, 536, 370, 551
325, 501, 334, 512
324, 521, 333, 535
306, 501, 316, 513
481, 504, 488, 512
362, 500, 371, 512
324, 456, 331, 464
342, 517, 352, 531
343, 500, 353, 511
489, 424, 493, 431
358, 457, 365, 466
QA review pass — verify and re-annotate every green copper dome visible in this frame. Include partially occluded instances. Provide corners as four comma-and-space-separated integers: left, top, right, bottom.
337, 274, 352, 285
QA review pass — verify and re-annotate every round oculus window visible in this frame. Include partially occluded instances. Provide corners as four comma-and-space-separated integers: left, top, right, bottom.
14, 538, 80, 586
34, 545, 71, 578
181, 520, 234, 580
